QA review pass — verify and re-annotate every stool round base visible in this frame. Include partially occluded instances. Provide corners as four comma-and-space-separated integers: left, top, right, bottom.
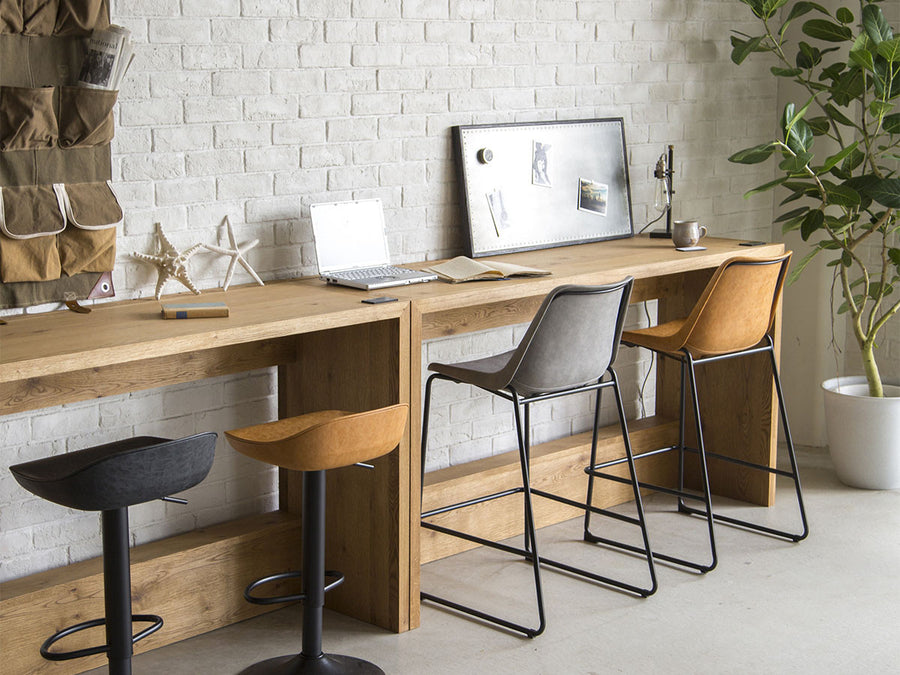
238, 653, 385, 675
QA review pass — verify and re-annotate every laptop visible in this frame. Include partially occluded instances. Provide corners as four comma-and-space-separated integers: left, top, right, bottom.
310, 199, 438, 290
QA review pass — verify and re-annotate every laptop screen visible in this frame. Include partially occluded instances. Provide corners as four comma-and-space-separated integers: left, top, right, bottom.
310, 199, 391, 274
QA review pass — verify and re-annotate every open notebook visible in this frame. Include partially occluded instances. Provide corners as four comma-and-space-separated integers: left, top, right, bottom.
310, 199, 437, 290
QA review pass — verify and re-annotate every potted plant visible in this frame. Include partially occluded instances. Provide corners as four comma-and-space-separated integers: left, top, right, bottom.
729, 0, 899, 488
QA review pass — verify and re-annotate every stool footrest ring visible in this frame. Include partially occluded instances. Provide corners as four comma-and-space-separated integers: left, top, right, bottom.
40, 614, 163, 661
244, 570, 345, 606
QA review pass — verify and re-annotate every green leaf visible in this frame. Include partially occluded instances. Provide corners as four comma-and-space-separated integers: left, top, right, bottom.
802, 19, 853, 42
835, 7, 853, 24
824, 103, 856, 128
863, 178, 900, 208
774, 206, 809, 223
831, 68, 866, 107
884, 113, 900, 134
870, 100, 894, 119
771, 66, 803, 77
848, 46, 875, 71
783, 1, 829, 25
744, 176, 788, 197
820, 142, 859, 172
760, 0, 790, 20
731, 35, 767, 65
862, 4, 893, 45
786, 119, 813, 153
876, 38, 900, 63
824, 182, 861, 207
800, 209, 825, 240
780, 152, 814, 173
728, 143, 776, 164
786, 246, 822, 285
888, 248, 900, 267
807, 116, 831, 135
797, 41, 822, 69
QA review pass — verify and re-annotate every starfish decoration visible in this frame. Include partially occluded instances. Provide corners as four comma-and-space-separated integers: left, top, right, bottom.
202, 216, 264, 291
132, 223, 203, 300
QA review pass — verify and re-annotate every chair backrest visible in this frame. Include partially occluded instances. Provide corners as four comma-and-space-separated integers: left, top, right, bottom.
679, 253, 791, 356
225, 403, 408, 472
506, 278, 633, 396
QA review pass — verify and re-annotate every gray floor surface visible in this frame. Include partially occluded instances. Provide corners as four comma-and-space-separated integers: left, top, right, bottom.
87, 447, 899, 674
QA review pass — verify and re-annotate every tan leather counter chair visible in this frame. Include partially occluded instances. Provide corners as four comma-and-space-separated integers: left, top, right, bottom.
588, 253, 808, 575
225, 404, 408, 675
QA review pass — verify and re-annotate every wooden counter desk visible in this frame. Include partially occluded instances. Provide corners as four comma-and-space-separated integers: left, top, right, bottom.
1, 235, 784, 672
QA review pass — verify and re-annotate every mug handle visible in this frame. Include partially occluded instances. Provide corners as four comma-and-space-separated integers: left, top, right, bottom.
699, 226, 708, 238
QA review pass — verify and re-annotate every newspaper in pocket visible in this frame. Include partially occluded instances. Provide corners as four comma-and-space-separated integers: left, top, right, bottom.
76, 24, 134, 91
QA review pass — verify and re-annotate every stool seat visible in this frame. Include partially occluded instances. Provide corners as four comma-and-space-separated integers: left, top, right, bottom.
225, 405, 408, 471
10, 434, 218, 512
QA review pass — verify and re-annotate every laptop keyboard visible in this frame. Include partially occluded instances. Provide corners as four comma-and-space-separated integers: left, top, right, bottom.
331, 265, 410, 280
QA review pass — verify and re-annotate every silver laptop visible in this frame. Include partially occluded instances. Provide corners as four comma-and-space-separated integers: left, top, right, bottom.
310, 199, 437, 290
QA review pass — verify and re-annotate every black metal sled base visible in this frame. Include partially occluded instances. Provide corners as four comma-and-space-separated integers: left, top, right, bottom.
238, 652, 385, 675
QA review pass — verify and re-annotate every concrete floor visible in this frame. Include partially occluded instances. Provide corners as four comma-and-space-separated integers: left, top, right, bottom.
88, 447, 899, 674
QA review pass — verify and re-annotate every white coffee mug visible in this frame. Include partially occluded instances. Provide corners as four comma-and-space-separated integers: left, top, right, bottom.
672, 220, 707, 248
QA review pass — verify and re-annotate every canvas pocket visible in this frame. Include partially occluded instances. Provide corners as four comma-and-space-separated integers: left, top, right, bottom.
54, 0, 109, 36
56, 181, 120, 275
0, 2, 24, 34
22, 0, 58, 36
0, 184, 66, 282
0, 86, 58, 151
57, 86, 117, 148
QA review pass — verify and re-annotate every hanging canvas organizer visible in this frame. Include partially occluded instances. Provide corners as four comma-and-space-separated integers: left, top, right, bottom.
0, 0, 121, 309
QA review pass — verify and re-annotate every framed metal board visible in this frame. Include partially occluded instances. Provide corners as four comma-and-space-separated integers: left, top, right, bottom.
452, 118, 634, 258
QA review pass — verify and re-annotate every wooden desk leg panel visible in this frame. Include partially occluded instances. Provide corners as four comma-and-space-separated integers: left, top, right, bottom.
656, 270, 777, 507
277, 315, 411, 633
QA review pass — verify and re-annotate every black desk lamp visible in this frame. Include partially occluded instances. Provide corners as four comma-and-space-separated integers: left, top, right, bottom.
649, 145, 674, 239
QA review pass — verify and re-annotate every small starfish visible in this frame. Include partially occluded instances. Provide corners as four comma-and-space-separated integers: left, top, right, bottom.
202, 216, 264, 291
132, 223, 203, 300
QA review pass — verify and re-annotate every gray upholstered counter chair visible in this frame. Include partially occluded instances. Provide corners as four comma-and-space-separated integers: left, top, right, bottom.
224, 403, 408, 675
9, 432, 217, 675
420, 279, 656, 638
588, 253, 808, 575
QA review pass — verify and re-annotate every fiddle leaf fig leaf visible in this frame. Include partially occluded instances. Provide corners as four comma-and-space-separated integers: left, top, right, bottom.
864, 178, 900, 208
888, 248, 900, 268
820, 142, 859, 172
884, 113, 900, 134
787, 118, 814, 153
835, 7, 853, 25
797, 41, 822, 68
772, 66, 804, 77
728, 143, 776, 164
774, 206, 809, 223
800, 209, 825, 240
802, 19, 853, 42
862, 4, 893, 45
807, 116, 831, 135
824, 182, 861, 207
824, 103, 857, 128
848, 45, 875, 71
876, 38, 900, 63
731, 35, 767, 64
744, 176, 789, 197
780, 152, 814, 173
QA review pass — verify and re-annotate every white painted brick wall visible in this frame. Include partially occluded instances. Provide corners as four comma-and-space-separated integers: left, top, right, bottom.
1, 0, 779, 582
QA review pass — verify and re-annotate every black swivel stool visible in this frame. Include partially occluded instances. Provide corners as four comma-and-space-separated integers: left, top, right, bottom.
225, 404, 408, 675
10, 432, 217, 675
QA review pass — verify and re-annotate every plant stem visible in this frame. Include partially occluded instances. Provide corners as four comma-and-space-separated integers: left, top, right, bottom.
861, 341, 884, 397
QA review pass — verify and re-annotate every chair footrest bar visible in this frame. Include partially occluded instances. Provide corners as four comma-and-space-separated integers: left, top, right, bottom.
700, 449, 798, 479
531, 487, 642, 526
537, 554, 654, 597
422, 520, 535, 561
420, 591, 539, 639
40, 614, 163, 661
421, 487, 524, 519
679, 504, 807, 541
589, 444, 680, 470
586, 469, 708, 503
244, 569, 346, 605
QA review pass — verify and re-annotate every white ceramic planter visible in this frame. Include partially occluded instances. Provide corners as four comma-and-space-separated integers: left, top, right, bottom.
822, 376, 900, 490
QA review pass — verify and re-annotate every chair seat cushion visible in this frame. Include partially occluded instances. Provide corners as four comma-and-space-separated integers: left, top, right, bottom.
10, 433, 217, 511
429, 350, 517, 392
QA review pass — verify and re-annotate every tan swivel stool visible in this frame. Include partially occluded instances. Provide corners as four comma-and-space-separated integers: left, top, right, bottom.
420, 280, 656, 639
225, 404, 408, 675
588, 253, 808, 574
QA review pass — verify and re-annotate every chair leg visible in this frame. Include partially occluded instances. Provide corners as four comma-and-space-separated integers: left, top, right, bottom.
580, 372, 658, 596
684, 354, 718, 572
103, 508, 134, 675
678, 341, 810, 541
419, 379, 546, 638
